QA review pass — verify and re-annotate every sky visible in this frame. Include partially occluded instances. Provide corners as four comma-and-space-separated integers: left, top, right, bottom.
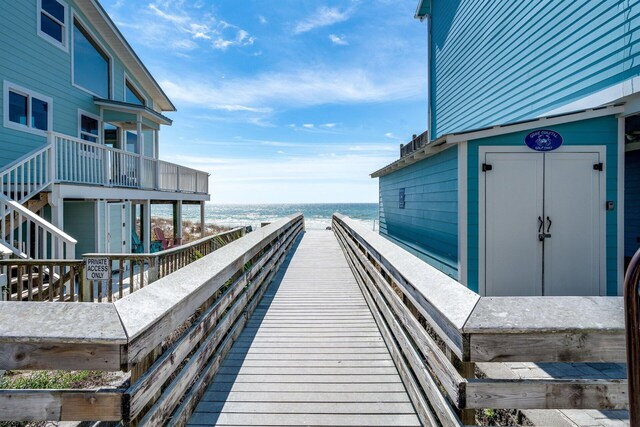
102, 0, 428, 203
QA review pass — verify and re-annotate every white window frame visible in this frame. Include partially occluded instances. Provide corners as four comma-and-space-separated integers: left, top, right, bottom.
123, 73, 149, 106
37, 0, 69, 52
71, 12, 114, 99
77, 109, 101, 144
3, 81, 53, 137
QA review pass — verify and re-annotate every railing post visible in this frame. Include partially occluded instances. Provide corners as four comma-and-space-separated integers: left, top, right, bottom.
176, 166, 181, 192
80, 258, 92, 302
47, 132, 56, 183
625, 248, 640, 426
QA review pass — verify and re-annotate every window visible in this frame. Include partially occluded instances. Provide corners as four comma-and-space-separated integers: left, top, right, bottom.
79, 111, 99, 143
38, 0, 67, 49
73, 19, 110, 98
103, 123, 120, 149
125, 80, 146, 106
3, 82, 52, 135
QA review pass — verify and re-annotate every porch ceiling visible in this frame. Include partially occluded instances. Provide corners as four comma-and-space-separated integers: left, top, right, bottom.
94, 98, 173, 127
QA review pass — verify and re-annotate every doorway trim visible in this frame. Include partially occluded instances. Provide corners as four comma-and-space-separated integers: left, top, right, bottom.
478, 145, 607, 296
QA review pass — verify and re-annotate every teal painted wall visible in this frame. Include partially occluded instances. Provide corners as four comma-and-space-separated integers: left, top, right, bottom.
63, 201, 96, 255
466, 115, 619, 295
625, 150, 640, 259
430, 0, 640, 138
379, 145, 458, 277
0, 1, 152, 167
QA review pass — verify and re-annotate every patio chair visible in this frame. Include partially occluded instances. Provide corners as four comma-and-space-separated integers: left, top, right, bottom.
154, 227, 176, 250
132, 231, 163, 253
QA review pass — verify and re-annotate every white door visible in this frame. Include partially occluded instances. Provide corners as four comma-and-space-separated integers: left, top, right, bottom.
543, 152, 601, 295
482, 150, 603, 296
107, 202, 126, 254
484, 152, 544, 296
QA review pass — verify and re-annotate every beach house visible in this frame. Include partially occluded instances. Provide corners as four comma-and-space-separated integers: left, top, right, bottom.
372, 0, 640, 297
0, 0, 209, 259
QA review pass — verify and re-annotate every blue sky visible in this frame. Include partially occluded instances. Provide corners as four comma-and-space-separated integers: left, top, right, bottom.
103, 0, 427, 203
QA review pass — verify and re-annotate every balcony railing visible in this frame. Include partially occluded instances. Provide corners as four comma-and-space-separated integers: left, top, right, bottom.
400, 130, 429, 158
53, 133, 209, 194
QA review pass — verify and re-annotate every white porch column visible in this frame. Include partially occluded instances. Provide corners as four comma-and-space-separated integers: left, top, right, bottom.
154, 130, 160, 190
142, 200, 151, 253
200, 201, 206, 238
173, 200, 183, 245
137, 116, 144, 188
49, 186, 63, 230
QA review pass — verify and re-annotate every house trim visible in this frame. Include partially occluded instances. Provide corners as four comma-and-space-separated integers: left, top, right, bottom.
457, 141, 468, 285
618, 117, 625, 295
77, 109, 101, 143
372, 105, 625, 178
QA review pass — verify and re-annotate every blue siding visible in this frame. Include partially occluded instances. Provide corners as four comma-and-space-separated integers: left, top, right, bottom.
466, 116, 619, 295
625, 150, 640, 259
430, 0, 640, 138
0, 1, 153, 167
379, 146, 458, 277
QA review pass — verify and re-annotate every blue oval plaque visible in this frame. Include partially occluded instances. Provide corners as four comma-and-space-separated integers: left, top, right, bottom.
525, 129, 563, 152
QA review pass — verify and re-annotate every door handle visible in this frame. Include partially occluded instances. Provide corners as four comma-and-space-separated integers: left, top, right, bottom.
546, 216, 552, 233
538, 216, 544, 233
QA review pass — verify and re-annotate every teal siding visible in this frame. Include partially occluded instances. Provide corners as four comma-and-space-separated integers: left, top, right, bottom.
379, 146, 458, 277
466, 116, 619, 295
430, 0, 640, 138
0, 1, 153, 167
63, 201, 96, 255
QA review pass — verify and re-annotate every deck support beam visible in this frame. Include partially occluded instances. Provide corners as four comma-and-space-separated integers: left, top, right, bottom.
173, 200, 182, 245
142, 200, 151, 253
200, 201, 206, 238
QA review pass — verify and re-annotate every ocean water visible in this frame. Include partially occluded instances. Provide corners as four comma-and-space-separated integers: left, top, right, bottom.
151, 203, 380, 231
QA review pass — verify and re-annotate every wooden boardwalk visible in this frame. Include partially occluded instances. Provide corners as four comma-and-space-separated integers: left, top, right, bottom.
187, 230, 420, 426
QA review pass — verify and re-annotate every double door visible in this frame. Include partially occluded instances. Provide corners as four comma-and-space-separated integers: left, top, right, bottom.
483, 150, 603, 296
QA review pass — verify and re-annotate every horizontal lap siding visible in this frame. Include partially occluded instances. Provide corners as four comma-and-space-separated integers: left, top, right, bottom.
379, 146, 458, 277
430, 0, 640, 138
0, 1, 154, 168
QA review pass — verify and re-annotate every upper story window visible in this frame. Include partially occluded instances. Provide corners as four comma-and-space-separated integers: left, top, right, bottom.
79, 111, 100, 143
3, 82, 52, 136
38, 0, 68, 50
73, 19, 110, 98
125, 80, 146, 106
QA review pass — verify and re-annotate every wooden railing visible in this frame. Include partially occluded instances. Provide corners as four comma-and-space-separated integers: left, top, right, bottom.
333, 213, 627, 426
0, 214, 303, 423
625, 248, 640, 425
53, 133, 209, 194
400, 130, 429, 158
0, 228, 245, 302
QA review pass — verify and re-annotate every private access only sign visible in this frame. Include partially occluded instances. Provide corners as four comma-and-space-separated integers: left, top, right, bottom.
85, 257, 111, 280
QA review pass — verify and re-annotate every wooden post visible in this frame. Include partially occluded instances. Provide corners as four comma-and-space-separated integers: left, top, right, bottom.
137, 117, 144, 189
80, 259, 91, 302
200, 201, 205, 238
142, 200, 151, 253
625, 248, 640, 426
460, 362, 476, 425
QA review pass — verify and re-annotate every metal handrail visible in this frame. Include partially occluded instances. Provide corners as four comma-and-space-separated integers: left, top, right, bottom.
625, 248, 640, 426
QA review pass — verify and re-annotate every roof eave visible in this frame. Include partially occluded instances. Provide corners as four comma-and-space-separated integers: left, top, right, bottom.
414, 0, 431, 20
77, 0, 177, 112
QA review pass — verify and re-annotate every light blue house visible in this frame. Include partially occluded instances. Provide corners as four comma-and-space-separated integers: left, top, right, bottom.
0, 0, 209, 260
372, 0, 640, 297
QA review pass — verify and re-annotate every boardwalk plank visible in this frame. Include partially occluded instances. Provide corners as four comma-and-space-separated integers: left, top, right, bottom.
188, 231, 418, 426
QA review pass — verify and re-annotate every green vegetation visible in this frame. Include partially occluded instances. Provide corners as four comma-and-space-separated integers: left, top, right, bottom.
0, 370, 95, 389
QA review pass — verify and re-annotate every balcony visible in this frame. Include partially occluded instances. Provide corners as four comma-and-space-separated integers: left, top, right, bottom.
53, 133, 209, 194
400, 130, 429, 158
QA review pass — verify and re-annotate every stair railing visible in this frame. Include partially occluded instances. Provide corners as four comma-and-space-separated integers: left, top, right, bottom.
0, 194, 76, 260
0, 144, 53, 204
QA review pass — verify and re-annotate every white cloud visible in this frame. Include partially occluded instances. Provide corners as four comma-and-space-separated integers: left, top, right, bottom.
159, 66, 425, 110
321, 123, 337, 128
258, 15, 268, 24
165, 153, 394, 203
302, 124, 315, 129
385, 132, 400, 139
213, 29, 255, 51
329, 34, 348, 45
294, 6, 354, 34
